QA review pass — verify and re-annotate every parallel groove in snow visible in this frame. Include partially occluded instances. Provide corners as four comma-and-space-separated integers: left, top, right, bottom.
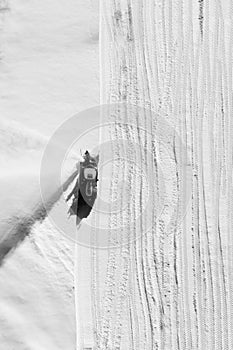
91, 0, 233, 349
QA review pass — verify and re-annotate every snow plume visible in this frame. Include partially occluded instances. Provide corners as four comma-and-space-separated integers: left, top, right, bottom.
0, 169, 78, 265
0, 118, 47, 155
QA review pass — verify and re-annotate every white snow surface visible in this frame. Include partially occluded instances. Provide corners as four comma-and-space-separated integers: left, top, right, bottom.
0, 0, 99, 349
1, 0, 233, 349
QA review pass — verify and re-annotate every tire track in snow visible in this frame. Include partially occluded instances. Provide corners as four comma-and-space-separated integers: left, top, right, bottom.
97, 125, 122, 349
133, 4, 162, 348
201, 1, 216, 348
226, 2, 233, 349
99, 0, 233, 348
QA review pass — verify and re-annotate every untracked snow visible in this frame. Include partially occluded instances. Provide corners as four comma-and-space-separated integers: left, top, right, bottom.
0, 0, 99, 349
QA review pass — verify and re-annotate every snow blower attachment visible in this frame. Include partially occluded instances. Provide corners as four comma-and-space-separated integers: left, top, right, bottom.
66, 150, 98, 225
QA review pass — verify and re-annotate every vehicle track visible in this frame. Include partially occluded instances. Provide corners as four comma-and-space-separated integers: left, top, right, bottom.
95, 0, 233, 349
